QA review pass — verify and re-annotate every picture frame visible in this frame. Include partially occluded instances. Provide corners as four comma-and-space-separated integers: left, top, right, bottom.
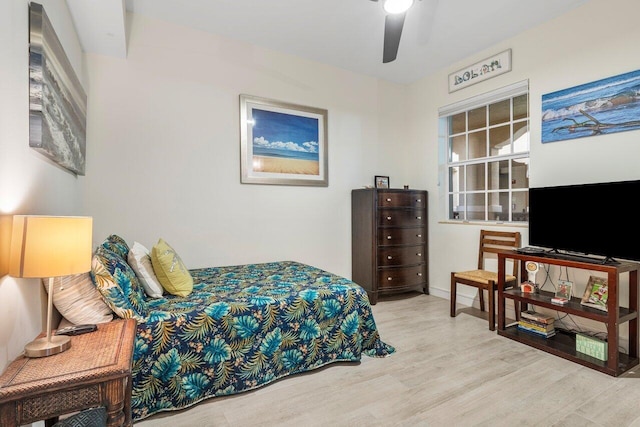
240, 94, 328, 187
555, 279, 573, 300
29, 2, 87, 176
448, 49, 512, 93
580, 276, 609, 312
375, 176, 389, 189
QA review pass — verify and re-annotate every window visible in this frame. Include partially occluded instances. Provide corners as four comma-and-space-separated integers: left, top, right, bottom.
439, 81, 530, 223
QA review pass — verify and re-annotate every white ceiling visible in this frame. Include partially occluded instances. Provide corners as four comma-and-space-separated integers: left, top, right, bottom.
67, 0, 591, 84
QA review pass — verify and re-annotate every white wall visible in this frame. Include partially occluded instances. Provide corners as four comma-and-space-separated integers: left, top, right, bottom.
407, 0, 640, 318
82, 13, 409, 279
0, 0, 87, 371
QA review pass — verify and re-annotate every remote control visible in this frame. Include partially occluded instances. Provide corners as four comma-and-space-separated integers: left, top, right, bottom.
55, 324, 98, 336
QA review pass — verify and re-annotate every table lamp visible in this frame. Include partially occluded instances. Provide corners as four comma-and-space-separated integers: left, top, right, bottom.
9, 215, 93, 357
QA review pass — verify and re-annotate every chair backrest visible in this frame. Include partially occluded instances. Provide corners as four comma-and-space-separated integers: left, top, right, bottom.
477, 229, 521, 277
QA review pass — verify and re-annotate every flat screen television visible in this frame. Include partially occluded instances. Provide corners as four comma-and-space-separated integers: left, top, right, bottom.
528, 179, 640, 264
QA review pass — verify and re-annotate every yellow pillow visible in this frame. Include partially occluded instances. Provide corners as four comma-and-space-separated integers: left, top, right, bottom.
151, 238, 193, 297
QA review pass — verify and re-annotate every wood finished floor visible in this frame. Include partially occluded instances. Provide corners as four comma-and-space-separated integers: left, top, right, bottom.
136, 293, 640, 426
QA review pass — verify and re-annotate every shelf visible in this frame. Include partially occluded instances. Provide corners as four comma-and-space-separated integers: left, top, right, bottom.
504, 289, 637, 323
499, 327, 639, 376
497, 249, 640, 377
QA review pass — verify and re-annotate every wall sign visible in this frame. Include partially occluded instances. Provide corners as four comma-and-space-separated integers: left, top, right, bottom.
448, 49, 512, 93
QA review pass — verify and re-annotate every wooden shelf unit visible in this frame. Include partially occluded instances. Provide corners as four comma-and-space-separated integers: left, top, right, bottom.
497, 250, 639, 377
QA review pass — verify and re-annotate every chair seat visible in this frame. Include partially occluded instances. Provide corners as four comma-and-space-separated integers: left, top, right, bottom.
454, 269, 516, 285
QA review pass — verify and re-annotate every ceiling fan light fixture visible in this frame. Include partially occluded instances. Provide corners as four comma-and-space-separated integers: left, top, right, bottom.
383, 0, 414, 14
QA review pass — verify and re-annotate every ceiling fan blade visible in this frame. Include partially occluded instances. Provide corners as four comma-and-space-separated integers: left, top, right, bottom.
383, 12, 406, 63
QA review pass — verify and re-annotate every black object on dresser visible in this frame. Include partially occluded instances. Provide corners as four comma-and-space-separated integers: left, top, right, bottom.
352, 188, 428, 304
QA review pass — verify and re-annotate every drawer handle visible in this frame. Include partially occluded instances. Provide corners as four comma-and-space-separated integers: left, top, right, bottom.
417, 234, 422, 238
417, 273, 422, 277
416, 216, 422, 220
417, 199, 421, 203
387, 277, 393, 281
387, 216, 392, 221
387, 255, 393, 260
386, 198, 392, 202
417, 253, 422, 257
387, 235, 392, 240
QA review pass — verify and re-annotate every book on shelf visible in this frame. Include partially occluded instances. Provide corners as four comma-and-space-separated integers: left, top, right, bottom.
517, 324, 556, 338
518, 319, 555, 333
520, 310, 555, 325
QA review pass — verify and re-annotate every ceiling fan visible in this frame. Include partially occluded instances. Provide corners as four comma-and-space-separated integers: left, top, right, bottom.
370, 0, 421, 63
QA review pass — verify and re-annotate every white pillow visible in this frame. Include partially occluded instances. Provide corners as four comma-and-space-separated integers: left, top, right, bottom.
128, 241, 164, 298
45, 273, 113, 325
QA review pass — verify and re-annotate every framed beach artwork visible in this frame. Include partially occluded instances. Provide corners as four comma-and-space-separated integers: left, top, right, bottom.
29, 2, 87, 175
541, 69, 640, 143
240, 95, 328, 186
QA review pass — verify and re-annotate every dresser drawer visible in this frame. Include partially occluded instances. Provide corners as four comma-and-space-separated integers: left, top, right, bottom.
378, 209, 425, 227
377, 191, 426, 208
377, 227, 425, 246
378, 245, 426, 267
378, 265, 426, 289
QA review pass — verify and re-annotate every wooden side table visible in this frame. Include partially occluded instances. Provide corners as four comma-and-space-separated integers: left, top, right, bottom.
0, 319, 136, 427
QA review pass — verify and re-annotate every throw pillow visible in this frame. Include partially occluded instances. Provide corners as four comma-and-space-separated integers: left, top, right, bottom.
100, 234, 130, 260
151, 238, 193, 297
44, 273, 114, 325
128, 241, 164, 298
91, 246, 148, 321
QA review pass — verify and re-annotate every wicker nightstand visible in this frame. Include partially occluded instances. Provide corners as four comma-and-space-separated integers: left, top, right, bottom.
0, 319, 136, 427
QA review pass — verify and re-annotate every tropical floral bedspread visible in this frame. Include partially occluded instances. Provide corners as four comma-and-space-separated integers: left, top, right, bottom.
132, 261, 395, 421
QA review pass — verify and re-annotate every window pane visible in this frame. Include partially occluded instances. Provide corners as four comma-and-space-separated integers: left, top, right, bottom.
449, 135, 466, 162
450, 112, 466, 134
450, 194, 463, 220
468, 106, 486, 131
468, 130, 486, 159
448, 166, 464, 192
513, 121, 530, 153
487, 160, 509, 191
489, 125, 510, 156
513, 94, 528, 120
466, 164, 485, 191
466, 193, 486, 221
512, 190, 529, 222
489, 99, 510, 126
488, 191, 507, 221
512, 158, 529, 189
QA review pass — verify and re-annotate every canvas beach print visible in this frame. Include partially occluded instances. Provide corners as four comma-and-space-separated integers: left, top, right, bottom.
542, 69, 640, 143
240, 95, 328, 186
29, 2, 87, 175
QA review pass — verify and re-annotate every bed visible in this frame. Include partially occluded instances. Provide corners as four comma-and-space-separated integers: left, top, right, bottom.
86, 235, 395, 421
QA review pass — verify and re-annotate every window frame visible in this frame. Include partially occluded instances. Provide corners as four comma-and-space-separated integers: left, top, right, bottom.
438, 80, 530, 224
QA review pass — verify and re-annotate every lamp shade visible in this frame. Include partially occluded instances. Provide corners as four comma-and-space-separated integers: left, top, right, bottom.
9, 216, 93, 278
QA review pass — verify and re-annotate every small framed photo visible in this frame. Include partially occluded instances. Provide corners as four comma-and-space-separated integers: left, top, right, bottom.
375, 176, 389, 189
581, 276, 609, 312
556, 280, 573, 300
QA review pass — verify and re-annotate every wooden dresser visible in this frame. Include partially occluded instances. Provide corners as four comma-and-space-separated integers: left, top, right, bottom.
351, 188, 428, 304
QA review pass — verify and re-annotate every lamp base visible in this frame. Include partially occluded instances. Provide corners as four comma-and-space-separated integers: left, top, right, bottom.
24, 334, 71, 358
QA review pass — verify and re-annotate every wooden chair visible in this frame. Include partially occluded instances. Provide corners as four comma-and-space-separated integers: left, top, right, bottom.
450, 229, 521, 331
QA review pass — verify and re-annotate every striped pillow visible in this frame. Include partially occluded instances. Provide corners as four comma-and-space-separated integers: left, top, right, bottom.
45, 273, 114, 325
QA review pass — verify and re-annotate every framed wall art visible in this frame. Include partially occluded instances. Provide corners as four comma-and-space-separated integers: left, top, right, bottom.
240, 94, 328, 186
448, 49, 512, 93
542, 69, 640, 143
29, 2, 87, 176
